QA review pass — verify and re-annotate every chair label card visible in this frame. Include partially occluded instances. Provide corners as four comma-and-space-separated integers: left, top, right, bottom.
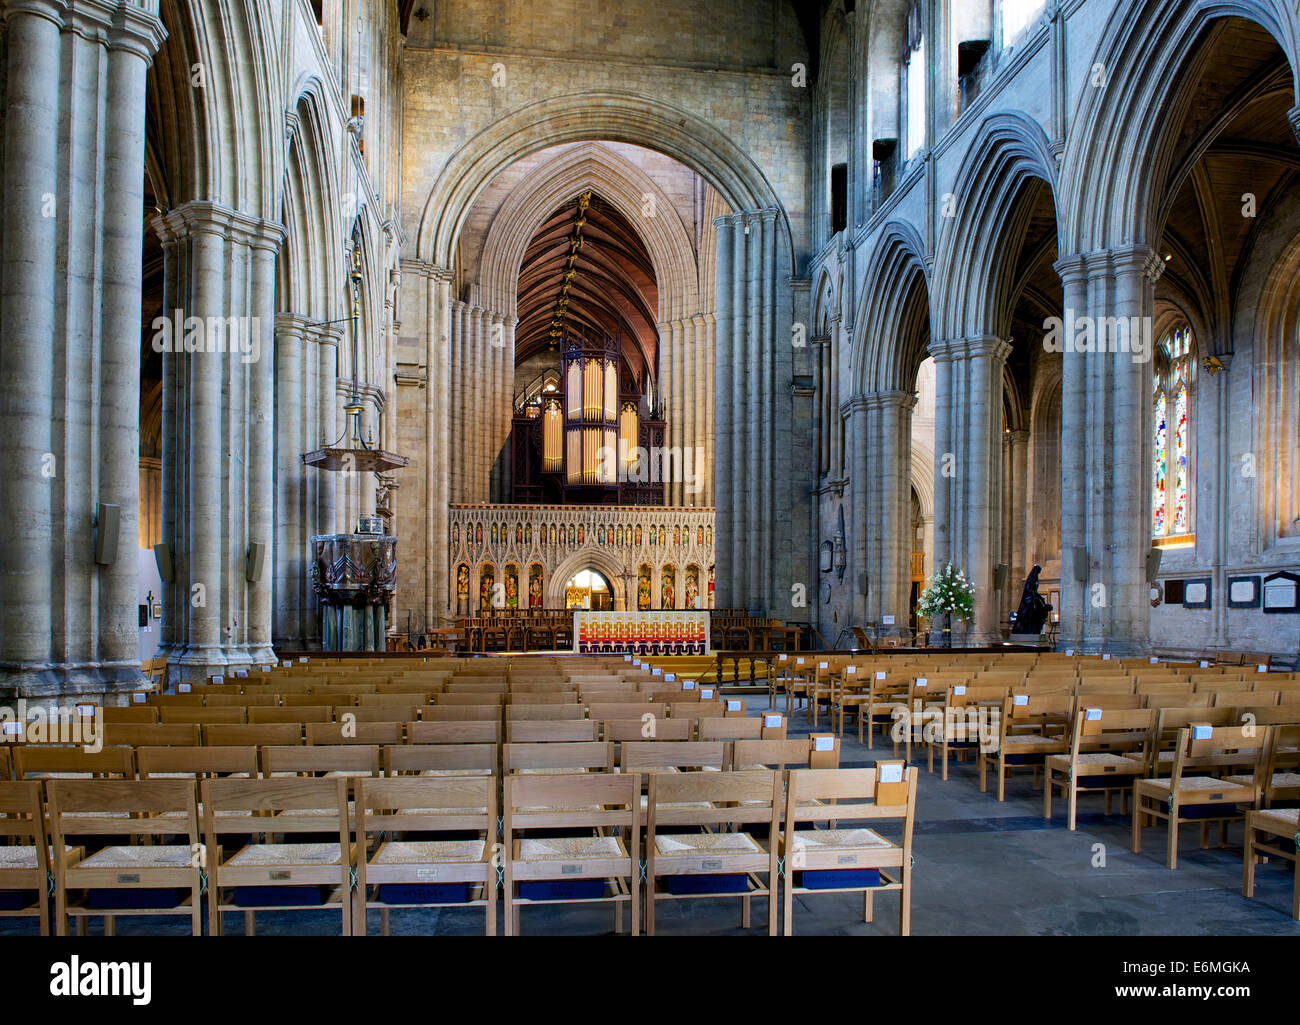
1191, 724, 1212, 740
819, 662, 829, 670
876, 672, 886, 680
915, 678, 928, 689
179, 683, 192, 693
1085, 707, 1103, 720
813, 736, 833, 752
847, 666, 856, 674
700, 689, 714, 699
953, 685, 966, 695
764, 714, 782, 728
726, 700, 741, 711
133, 693, 146, 703
1013, 694, 1029, 706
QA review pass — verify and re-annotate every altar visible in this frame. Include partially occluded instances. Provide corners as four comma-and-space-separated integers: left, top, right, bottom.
573, 610, 709, 655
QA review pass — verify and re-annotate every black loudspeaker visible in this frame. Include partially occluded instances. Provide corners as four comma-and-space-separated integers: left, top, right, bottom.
246, 541, 266, 583
1146, 547, 1163, 583
154, 542, 174, 582
859, 575, 869, 596
94, 503, 120, 565
1071, 546, 1088, 581
993, 564, 1008, 590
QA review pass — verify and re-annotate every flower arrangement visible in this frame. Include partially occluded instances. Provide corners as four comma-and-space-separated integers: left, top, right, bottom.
916, 563, 975, 624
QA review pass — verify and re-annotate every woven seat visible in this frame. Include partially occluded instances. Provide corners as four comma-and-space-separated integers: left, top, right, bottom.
418, 768, 492, 777
653, 832, 761, 855
1255, 806, 1299, 825
79, 844, 197, 869
227, 843, 343, 866
1074, 752, 1145, 768
517, 836, 623, 861
1225, 771, 1300, 788
372, 839, 485, 864
788, 827, 892, 852
1141, 775, 1237, 793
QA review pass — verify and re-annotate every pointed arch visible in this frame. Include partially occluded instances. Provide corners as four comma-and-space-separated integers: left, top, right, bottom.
853, 220, 931, 393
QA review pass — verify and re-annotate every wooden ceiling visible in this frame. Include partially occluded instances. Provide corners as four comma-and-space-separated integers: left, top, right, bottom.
515, 192, 659, 377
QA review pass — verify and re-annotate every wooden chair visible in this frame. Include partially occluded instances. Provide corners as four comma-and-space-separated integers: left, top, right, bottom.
1044, 708, 1156, 830
698, 717, 763, 742
932, 683, 1006, 780
644, 769, 781, 935
502, 772, 640, 935
0, 780, 66, 935
506, 704, 584, 721
201, 777, 353, 935
1242, 807, 1298, 921
620, 741, 728, 774
979, 693, 1072, 801
506, 720, 599, 743
383, 744, 496, 778
354, 777, 497, 935
779, 765, 918, 936
48, 779, 202, 936
733, 736, 841, 771
1132, 725, 1271, 870
406, 721, 502, 745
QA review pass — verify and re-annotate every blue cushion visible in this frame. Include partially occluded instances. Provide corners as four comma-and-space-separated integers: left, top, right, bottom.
230, 885, 327, 907
1078, 774, 1137, 789
85, 888, 183, 910
0, 890, 37, 911
1177, 803, 1238, 820
798, 869, 880, 889
518, 879, 605, 900
375, 883, 470, 905
664, 874, 748, 895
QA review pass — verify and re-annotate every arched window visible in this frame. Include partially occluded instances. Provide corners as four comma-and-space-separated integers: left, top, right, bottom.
1152, 326, 1195, 539
1000, 0, 1044, 49
904, 3, 926, 158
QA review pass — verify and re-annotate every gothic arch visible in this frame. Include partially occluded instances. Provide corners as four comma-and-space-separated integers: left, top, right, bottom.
932, 110, 1060, 341
282, 81, 345, 318
415, 91, 794, 275
546, 549, 630, 610
853, 219, 931, 393
1061, 0, 1300, 254
474, 143, 701, 322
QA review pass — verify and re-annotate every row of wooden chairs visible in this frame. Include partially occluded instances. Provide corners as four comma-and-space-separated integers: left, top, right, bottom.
0, 762, 915, 937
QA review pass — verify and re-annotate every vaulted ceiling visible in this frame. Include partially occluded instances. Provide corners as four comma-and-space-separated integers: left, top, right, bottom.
515, 191, 659, 378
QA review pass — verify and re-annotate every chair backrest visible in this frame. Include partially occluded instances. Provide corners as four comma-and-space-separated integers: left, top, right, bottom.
419, 705, 502, 722
383, 743, 497, 776
439, 691, 506, 705
205, 692, 278, 707
249, 705, 332, 724
504, 772, 639, 843
101, 723, 201, 747
1155, 706, 1236, 748
1067, 706, 1157, 764
507, 704, 584, 721
203, 723, 302, 747
587, 702, 666, 721
733, 737, 840, 770
1169, 725, 1270, 787
1234, 704, 1300, 726
620, 740, 728, 772
101, 706, 159, 724
601, 717, 693, 743
13, 746, 135, 779
646, 768, 781, 834
137, 745, 259, 779
1144, 691, 1211, 710
333, 704, 417, 724
785, 766, 919, 836
355, 776, 495, 849
405, 720, 502, 745
697, 717, 762, 742
201, 776, 349, 840
261, 744, 381, 777
506, 720, 599, 743
48, 778, 199, 843
307, 721, 404, 746
503, 741, 615, 773
159, 707, 246, 725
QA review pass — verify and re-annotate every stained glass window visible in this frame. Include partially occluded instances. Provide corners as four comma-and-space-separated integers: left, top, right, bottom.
1173, 384, 1189, 533
1152, 393, 1167, 536
1152, 327, 1194, 538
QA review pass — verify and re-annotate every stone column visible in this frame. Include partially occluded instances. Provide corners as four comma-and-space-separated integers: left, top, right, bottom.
927, 340, 958, 576
246, 227, 281, 665
847, 395, 871, 626
711, 215, 735, 608
469, 305, 485, 502
1107, 246, 1162, 655
878, 391, 917, 636
429, 271, 452, 628
1008, 428, 1030, 621
1055, 255, 1089, 649
274, 314, 308, 647
963, 336, 1012, 645
701, 312, 715, 507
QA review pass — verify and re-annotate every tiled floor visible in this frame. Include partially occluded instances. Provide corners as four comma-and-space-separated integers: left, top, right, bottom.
3, 694, 1297, 936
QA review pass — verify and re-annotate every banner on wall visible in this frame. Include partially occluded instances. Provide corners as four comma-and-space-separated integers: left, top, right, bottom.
573, 611, 710, 655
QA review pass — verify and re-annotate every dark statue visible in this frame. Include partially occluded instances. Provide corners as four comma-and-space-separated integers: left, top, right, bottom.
1012, 564, 1052, 634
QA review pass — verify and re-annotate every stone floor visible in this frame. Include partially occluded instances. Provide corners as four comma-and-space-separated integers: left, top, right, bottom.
4, 694, 1297, 936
